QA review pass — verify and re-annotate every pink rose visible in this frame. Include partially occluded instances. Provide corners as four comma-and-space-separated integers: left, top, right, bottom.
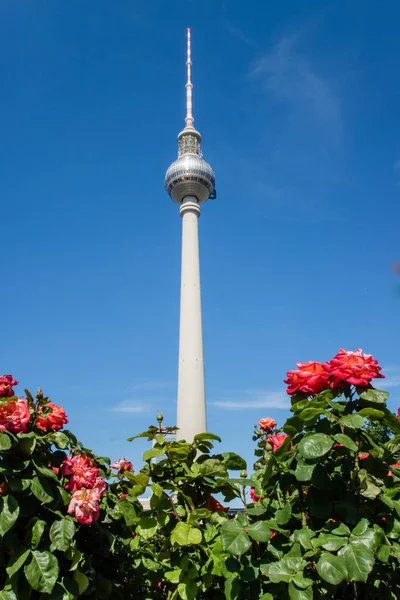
62, 455, 99, 492
249, 487, 265, 503
93, 477, 107, 497
328, 349, 384, 388
284, 361, 330, 396
68, 487, 101, 525
267, 433, 289, 451
0, 399, 30, 433
0, 375, 18, 398
258, 417, 277, 431
359, 453, 369, 460
36, 403, 68, 432
110, 458, 133, 473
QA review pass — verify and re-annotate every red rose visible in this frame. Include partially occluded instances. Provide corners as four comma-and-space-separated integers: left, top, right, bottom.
0, 375, 18, 398
36, 403, 68, 432
328, 348, 384, 388
62, 455, 99, 492
67, 478, 106, 525
249, 487, 265, 503
258, 417, 277, 431
267, 433, 289, 451
284, 361, 330, 396
110, 458, 133, 473
0, 399, 30, 433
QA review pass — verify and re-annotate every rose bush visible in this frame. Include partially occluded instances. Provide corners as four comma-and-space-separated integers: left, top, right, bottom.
0, 381, 146, 598
2, 348, 400, 599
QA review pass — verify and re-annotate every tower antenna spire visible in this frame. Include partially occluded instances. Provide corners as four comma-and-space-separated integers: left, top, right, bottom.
185, 27, 194, 128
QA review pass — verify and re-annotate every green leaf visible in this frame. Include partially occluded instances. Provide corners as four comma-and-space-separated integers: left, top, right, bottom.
333, 433, 358, 451
298, 407, 328, 421
188, 508, 211, 523
33, 462, 58, 479
283, 415, 303, 434
24, 551, 59, 594
297, 433, 333, 459
357, 469, 381, 499
165, 569, 182, 583
143, 446, 165, 461
288, 581, 313, 600
261, 558, 304, 584
247, 521, 271, 542
294, 528, 315, 550
360, 389, 389, 404
197, 459, 227, 477
31, 477, 54, 503
49, 518, 75, 552
194, 432, 221, 443
340, 414, 364, 429
294, 463, 315, 482
171, 522, 202, 546
352, 519, 369, 536
358, 408, 385, 421
0, 495, 19, 536
316, 552, 347, 585
317, 533, 347, 551
6, 547, 30, 577
220, 452, 246, 470
331, 522, 350, 536
177, 581, 197, 600
224, 574, 241, 600
119, 500, 138, 526
18, 432, 36, 455
338, 543, 375, 582
0, 432, 12, 450
137, 516, 158, 539
0, 590, 17, 600
66, 549, 82, 574
221, 521, 251, 555
73, 570, 89, 595
350, 522, 375, 550
276, 503, 292, 525
50, 432, 69, 449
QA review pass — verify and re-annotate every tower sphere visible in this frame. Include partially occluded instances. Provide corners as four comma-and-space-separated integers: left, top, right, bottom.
165, 149, 215, 205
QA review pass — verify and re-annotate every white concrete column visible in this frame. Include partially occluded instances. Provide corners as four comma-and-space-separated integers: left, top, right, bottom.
176, 196, 206, 441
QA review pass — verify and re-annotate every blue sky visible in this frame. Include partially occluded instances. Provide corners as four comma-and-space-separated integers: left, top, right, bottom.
1, 0, 400, 473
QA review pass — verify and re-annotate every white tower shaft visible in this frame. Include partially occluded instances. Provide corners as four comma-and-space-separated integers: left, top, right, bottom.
176, 198, 206, 441
165, 29, 215, 442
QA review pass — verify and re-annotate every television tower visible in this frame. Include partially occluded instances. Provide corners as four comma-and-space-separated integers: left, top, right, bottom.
165, 28, 216, 442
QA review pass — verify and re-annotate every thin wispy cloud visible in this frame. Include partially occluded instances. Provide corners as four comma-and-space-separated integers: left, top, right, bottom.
249, 33, 342, 141
382, 367, 400, 389
209, 390, 289, 411
111, 402, 148, 414
225, 23, 257, 48
111, 380, 175, 414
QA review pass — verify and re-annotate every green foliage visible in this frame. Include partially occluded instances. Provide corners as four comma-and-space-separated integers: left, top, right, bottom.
0, 389, 144, 599
2, 382, 400, 598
